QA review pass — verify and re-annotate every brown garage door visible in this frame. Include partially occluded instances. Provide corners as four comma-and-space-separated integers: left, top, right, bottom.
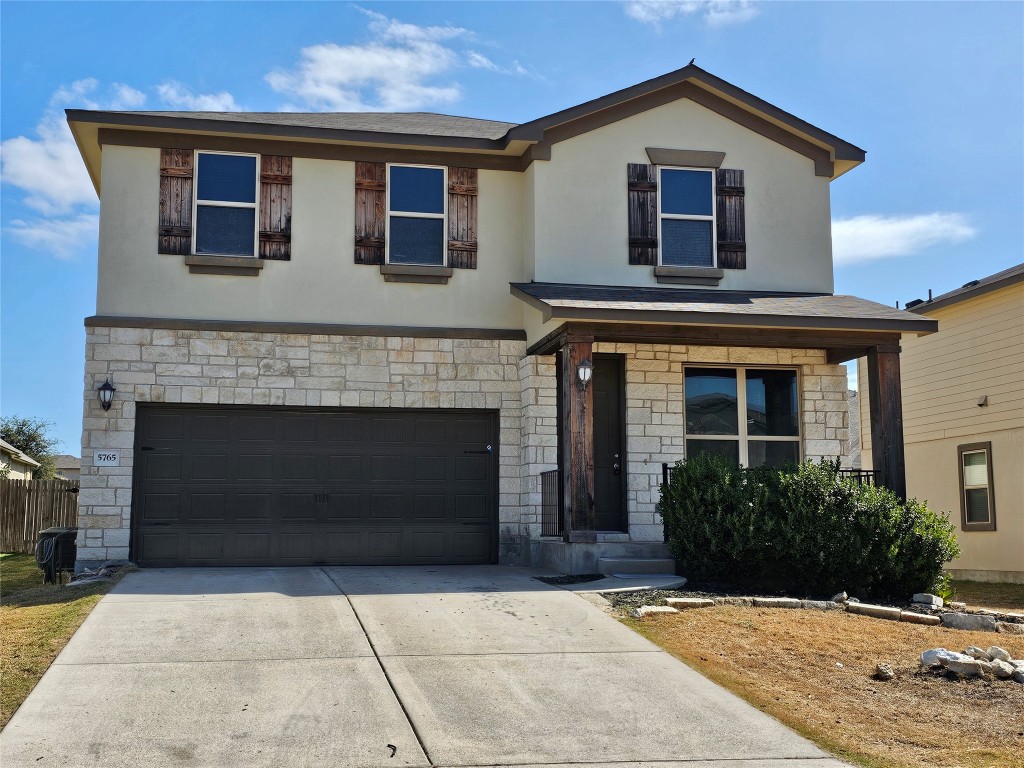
131, 405, 498, 566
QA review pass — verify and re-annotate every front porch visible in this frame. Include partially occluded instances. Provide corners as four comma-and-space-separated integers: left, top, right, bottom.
511, 284, 938, 574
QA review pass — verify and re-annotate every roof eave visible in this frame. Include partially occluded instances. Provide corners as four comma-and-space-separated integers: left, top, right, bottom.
910, 268, 1024, 314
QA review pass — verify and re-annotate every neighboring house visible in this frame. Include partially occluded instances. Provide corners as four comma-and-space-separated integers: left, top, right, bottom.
859, 265, 1024, 584
0, 438, 41, 480
54, 455, 82, 481
67, 64, 936, 574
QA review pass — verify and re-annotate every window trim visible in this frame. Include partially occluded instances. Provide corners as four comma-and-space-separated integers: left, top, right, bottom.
657, 166, 717, 268
957, 441, 996, 531
682, 365, 802, 468
192, 150, 260, 258
385, 162, 448, 267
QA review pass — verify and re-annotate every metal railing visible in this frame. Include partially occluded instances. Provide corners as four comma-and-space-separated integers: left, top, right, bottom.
661, 463, 879, 487
540, 469, 563, 537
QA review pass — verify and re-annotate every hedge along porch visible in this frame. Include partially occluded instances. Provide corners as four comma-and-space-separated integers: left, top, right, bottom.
512, 284, 938, 574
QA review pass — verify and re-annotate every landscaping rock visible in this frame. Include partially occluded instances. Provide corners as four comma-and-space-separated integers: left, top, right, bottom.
802, 600, 842, 611
831, 591, 848, 603
875, 662, 895, 681
941, 613, 998, 632
847, 596, 861, 603
941, 657, 985, 676
921, 648, 974, 668
987, 646, 1012, 663
1013, 670, 1024, 684
901, 611, 942, 626
714, 596, 753, 607
949, 601, 967, 611
846, 602, 902, 621
965, 646, 992, 661
991, 660, 1015, 679
632, 605, 679, 618
997, 622, 1024, 635
752, 597, 802, 609
665, 597, 714, 609
912, 593, 943, 608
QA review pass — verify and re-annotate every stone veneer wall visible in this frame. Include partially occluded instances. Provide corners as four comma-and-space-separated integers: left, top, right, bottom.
79, 326, 526, 566
510, 344, 848, 547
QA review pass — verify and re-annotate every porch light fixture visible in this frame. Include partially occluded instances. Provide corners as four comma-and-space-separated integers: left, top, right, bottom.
97, 379, 116, 411
576, 359, 593, 390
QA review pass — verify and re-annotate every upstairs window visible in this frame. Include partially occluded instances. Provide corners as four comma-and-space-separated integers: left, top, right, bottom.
387, 164, 446, 266
193, 152, 259, 257
958, 442, 996, 531
659, 167, 716, 267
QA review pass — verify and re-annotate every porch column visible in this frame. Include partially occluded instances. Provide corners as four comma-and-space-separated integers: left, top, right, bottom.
560, 338, 596, 542
866, 344, 907, 499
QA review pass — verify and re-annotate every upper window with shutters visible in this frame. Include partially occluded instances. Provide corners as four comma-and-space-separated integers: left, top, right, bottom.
387, 164, 447, 266
658, 167, 715, 268
194, 152, 258, 258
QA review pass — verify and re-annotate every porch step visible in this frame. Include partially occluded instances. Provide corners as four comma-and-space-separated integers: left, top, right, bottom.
598, 557, 676, 576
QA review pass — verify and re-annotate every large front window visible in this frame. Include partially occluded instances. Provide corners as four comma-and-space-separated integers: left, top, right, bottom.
194, 152, 258, 257
659, 167, 715, 267
387, 164, 446, 266
684, 367, 800, 468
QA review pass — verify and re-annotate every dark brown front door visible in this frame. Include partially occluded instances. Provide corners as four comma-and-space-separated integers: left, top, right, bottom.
131, 404, 498, 566
592, 354, 626, 532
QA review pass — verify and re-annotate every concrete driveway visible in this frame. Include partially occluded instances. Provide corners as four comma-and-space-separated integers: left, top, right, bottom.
1, 566, 847, 767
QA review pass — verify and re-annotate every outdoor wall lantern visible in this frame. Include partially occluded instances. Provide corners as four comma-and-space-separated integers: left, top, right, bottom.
97, 378, 116, 411
576, 359, 594, 390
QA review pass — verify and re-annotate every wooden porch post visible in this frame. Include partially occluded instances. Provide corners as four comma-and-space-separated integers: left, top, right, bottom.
559, 338, 596, 542
866, 344, 907, 500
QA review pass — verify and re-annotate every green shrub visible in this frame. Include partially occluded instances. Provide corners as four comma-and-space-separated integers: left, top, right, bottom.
657, 455, 960, 600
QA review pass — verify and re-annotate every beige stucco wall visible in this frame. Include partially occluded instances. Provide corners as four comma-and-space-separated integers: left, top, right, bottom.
1, 457, 36, 480
526, 98, 834, 293
96, 147, 527, 329
859, 282, 1024, 581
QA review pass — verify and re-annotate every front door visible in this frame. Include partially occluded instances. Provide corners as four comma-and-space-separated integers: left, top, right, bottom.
592, 354, 626, 532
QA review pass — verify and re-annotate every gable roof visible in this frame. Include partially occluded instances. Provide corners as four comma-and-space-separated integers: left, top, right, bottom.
54, 454, 81, 470
0, 439, 41, 469
67, 64, 865, 191
905, 263, 1024, 314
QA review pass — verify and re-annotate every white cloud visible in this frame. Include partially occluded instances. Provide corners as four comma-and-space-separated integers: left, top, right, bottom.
7, 214, 99, 260
156, 81, 242, 111
832, 213, 976, 265
266, 9, 527, 111
110, 83, 147, 109
624, 0, 759, 28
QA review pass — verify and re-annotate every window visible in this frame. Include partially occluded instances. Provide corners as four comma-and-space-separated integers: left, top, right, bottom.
193, 152, 258, 257
387, 164, 446, 266
659, 167, 715, 267
684, 367, 800, 468
958, 442, 996, 531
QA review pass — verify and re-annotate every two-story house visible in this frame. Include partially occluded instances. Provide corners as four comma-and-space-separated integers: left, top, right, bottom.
68, 65, 936, 574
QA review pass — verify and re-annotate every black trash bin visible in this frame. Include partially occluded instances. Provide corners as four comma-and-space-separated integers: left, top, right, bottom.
35, 527, 78, 584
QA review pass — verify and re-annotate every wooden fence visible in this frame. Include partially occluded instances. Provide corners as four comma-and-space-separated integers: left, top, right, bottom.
0, 479, 80, 554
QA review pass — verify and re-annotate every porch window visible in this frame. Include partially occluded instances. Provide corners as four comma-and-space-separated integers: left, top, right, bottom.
194, 151, 259, 257
958, 442, 995, 531
684, 367, 800, 468
659, 167, 715, 267
387, 164, 447, 266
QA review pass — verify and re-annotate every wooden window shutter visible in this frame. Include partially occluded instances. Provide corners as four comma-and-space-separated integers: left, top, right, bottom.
259, 156, 292, 260
354, 161, 386, 265
627, 163, 657, 265
716, 169, 746, 269
158, 149, 193, 255
447, 167, 478, 269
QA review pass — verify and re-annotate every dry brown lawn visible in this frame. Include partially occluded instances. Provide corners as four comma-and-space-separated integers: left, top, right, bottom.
952, 580, 1024, 613
626, 606, 1024, 768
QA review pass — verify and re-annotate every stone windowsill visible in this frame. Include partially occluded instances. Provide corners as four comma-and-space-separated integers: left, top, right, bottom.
184, 255, 264, 277
654, 266, 724, 286
380, 264, 453, 285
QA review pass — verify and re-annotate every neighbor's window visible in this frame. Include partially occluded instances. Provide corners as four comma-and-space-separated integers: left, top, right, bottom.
387, 164, 446, 266
958, 442, 995, 531
194, 151, 258, 257
659, 167, 715, 267
684, 367, 800, 468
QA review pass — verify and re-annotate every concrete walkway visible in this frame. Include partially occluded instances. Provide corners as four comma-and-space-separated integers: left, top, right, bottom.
1, 566, 848, 767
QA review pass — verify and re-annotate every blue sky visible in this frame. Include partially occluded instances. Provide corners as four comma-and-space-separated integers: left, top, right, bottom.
1, 1, 1022, 454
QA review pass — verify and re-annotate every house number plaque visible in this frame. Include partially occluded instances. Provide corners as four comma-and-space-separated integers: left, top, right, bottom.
93, 450, 120, 467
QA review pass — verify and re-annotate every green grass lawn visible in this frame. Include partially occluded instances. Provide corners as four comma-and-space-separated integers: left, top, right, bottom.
0, 553, 125, 729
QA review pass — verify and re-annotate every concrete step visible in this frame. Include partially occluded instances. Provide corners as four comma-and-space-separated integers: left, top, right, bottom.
598, 557, 676, 576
